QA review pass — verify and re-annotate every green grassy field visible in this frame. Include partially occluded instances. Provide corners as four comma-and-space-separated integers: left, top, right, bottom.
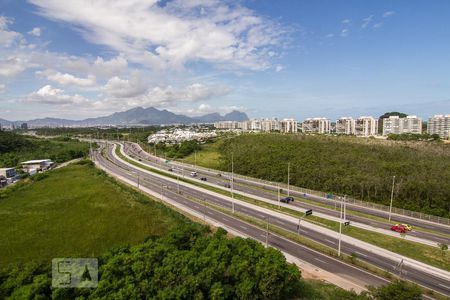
181, 139, 224, 169
0, 161, 197, 269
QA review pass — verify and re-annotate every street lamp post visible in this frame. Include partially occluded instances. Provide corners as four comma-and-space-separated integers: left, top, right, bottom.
277, 183, 280, 209
231, 152, 235, 213
389, 175, 396, 222
287, 162, 290, 197
338, 197, 343, 256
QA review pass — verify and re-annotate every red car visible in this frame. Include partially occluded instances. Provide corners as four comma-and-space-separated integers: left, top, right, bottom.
391, 224, 407, 233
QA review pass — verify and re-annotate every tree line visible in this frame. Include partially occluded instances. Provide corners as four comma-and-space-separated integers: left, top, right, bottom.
218, 134, 450, 217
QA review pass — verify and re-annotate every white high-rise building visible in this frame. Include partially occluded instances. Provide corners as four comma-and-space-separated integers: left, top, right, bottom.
355, 116, 378, 137
280, 119, 298, 133
336, 117, 355, 135
302, 118, 331, 134
382, 115, 422, 136
428, 114, 450, 139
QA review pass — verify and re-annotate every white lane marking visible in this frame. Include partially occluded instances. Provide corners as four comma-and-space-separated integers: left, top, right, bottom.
438, 284, 450, 290
325, 239, 336, 244
313, 257, 327, 264
260, 234, 266, 238
239, 225, 248, 230
275, 219, 284, 225
355, 251, 368, 258
194, 205, 200, 209
207, 211, 213, 215
221, 217, 229, 222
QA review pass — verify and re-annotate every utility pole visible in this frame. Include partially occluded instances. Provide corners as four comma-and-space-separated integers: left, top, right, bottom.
389, 175, 396, 222
194, 151, 197, 171
231, 152, 235, 213
343, 195, 347, 221
287, 162, 290, 197
177, 171, 180, 193
277, 183, 280, 209
338, 196, 343, 257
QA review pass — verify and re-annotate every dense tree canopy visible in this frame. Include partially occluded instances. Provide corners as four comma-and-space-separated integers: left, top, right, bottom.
218, 134, 450, 217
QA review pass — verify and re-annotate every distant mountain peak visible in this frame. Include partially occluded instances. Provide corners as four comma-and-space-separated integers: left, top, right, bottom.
0, 106, 249, 127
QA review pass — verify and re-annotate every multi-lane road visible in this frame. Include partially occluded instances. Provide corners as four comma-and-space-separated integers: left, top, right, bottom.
94, 142, 450, 297
124, 142, 450, 244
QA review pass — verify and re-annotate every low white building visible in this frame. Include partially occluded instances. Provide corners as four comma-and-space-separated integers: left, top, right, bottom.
21, 159, 54, 173
148, 129, 217, 144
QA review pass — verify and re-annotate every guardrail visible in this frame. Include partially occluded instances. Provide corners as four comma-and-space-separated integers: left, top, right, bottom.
132, 141, 450, 226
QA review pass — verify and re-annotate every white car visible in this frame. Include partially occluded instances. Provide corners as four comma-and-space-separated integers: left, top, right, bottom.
190, 171, 198, 177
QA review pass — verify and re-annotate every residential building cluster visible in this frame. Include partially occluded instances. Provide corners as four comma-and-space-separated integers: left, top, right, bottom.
213, 113, 450, 139
0, 159, 54, 188
214, 118, 298, 133
148, 128, 217, 144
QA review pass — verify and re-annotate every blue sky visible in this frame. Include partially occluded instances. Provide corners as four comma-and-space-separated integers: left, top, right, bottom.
0, 0, 449, 121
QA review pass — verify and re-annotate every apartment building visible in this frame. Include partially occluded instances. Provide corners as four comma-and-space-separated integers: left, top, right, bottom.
280, 119, 298, 133
213, 121, 240, 130
336, 117, 355, 135
382, 115, 422, 136
428, 114, 450, 139
355, 116, 378, 137
302, 118, 331, 134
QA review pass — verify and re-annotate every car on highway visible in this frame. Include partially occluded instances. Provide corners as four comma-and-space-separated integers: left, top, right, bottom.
224, 183, 231, 188
280, 196, 294, 204
168, 168, 173, 172
190, 171, 198, 177
200, 177, 207, 181
390, 224, 407, 233
396, 223, 412, 231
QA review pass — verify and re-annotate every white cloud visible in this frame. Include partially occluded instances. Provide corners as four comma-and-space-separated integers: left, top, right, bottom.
0, 16, 24, 48
28, 27, 41, 36
340, 28, 349, 37
383, 11, 395, 18
325, 33, 334, 38
103, 73, 148, 98
29, 0, 286, 71
373, 22, 383, 29
0, 57, 26, 77
24, 85, 90, 105
361, 15, 374, 29
342, 19, 351, 25
0, 84, 5, 93
36, 69, 96, 87
275, 64, 283, 72
182, 103, 246, 116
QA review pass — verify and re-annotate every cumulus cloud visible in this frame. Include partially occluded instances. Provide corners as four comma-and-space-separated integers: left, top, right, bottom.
28, 27, 41, 36
29, 0, 286, 71
0, 57, 27, 77
0, 16, 24, 48
36, 69, 96, 87
24, 85, 89, 105
103, 73, 148, 98
27, 52, 129, 81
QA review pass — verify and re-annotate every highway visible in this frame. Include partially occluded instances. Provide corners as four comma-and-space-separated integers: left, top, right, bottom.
97, 142, 450, 297
124, 142, 450, 245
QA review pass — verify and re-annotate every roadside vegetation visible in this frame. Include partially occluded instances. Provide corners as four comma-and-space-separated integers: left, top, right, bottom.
191, 133, 449, 218
0, 131, 89, 167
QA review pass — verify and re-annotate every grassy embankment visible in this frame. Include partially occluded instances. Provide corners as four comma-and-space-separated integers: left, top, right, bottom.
0, 161, 198, 269
115, 145, 450, 272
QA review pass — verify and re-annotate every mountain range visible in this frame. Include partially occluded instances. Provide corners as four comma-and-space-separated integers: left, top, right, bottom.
0, 107, 249, 128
